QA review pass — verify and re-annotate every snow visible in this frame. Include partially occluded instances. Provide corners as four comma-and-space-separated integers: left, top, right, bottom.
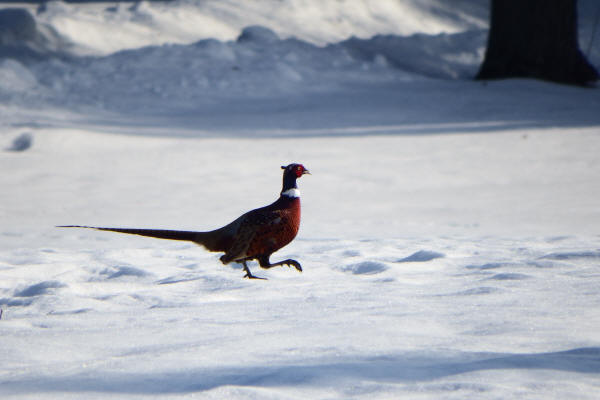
1, 1, 600, 399
32, 0, 489, 55
4, 132, 33, 151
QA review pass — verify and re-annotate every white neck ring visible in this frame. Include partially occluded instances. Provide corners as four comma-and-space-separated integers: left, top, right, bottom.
282, 188, 300, 198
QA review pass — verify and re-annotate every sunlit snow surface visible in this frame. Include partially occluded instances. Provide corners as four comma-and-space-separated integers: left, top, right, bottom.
1, 1, 600, 399
2, 129, 599, 399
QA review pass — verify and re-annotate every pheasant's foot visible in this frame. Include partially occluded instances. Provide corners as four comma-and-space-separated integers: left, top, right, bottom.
243, 271, 267, 280
284, 259, 302, 272
268, 259, 302, 272
242, 262, 267, 280
257, 257, 302, 273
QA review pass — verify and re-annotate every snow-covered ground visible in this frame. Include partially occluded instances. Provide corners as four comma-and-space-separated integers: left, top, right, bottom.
30, 0, 489, 54
1, 1, 600, 399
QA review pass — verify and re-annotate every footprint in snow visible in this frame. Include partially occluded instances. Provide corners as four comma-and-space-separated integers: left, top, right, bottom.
341, 261, 388, 275
342, 249, 361, 257
5, 133, 33, 152
0, 297, 35, 307
156, 275, 202, 285
14, 280, 65, 297
539, 251, 600, 260
455, 286, 499, 296
487, 273, 530, 281
465, 262, 506, 270
397, 250, 445, 263
101, 266, 151, 279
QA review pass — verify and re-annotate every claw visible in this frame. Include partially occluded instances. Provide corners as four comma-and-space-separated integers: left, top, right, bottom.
257, 258, 302, 273
244, 272, 267, 280
242, 261, 267, 280
287, 260, 302, 272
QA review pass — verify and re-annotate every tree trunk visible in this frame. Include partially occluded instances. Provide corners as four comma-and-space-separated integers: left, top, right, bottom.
476, 0, 598, 86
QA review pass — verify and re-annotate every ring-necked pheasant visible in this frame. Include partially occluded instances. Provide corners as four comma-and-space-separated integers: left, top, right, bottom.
59, 163, 310, 279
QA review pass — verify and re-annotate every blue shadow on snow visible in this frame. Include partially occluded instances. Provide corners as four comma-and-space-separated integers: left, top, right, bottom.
2, 347, 599, 394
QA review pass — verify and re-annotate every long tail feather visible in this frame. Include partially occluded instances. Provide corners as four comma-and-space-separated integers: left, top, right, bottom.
57, 225, 201, 242
57, 225, 232, 253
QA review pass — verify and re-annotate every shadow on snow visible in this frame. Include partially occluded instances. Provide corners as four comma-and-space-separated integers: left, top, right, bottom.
3, 347, 599, 395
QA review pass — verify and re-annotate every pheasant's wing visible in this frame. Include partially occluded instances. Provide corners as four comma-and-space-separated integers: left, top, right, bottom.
221, 209, 288, 263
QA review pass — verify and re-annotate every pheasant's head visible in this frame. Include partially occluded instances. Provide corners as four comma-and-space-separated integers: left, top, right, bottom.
280, 164, 309, 198
281, 163, 310, 178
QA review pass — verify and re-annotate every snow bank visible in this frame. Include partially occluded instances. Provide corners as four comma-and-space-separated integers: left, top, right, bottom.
1, 0, 598, 128
0, 24, 486, 120
0, 7, 72, 62
0, 59, 38, 93
33, 0, 489, 55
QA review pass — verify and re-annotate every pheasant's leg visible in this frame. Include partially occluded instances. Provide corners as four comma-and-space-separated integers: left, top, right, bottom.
242, 261, 267, 280
258, 256, 302, 272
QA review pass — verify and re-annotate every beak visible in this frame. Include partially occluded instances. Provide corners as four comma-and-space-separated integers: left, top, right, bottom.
303, 169, 311, 175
